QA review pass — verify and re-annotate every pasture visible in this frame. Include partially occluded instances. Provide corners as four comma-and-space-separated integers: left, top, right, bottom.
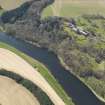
1, 0, 105, 17
42, 0, 105, 17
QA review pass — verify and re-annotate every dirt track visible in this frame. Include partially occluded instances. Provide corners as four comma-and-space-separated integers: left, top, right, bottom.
0, 75, 40, 105
0, 48, 65, 105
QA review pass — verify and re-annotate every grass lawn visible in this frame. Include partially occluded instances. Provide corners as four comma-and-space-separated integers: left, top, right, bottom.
0, 42, 74, 105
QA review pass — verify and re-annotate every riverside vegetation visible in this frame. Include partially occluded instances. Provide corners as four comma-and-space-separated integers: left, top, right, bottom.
0, 42, 74, 105
0, 0, 105, 103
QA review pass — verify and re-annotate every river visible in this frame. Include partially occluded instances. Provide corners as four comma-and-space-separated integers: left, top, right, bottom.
0, 32, 104, 105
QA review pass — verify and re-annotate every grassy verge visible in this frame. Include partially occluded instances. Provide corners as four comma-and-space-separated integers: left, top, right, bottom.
0, 42, 74, 105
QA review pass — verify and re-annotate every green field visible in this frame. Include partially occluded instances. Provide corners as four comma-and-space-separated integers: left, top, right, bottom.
42, 0, 105, 17
0, 42, 74, 105
0, 0, 30, 10
1, 0, 105, 18
0, 9, 3, 15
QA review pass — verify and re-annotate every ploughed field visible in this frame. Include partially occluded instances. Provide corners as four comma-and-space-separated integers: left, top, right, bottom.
0, 76, 40, 105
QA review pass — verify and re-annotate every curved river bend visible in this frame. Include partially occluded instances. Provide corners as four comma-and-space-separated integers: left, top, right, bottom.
0, 33, 105, 105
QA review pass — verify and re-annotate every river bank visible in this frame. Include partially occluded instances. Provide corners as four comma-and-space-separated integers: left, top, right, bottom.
58, 56, 105, 104
15, 38, 105, 104
0, 42, 74, 105
0, 32, 105, 105
24, 39, 105, 104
